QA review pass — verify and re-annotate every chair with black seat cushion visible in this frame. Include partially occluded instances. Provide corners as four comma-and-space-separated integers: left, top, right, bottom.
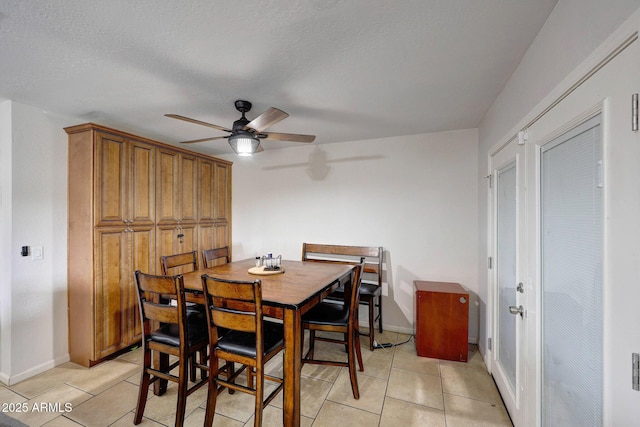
160, 250, 206, 381
301, 258, 365, 399
202, 246, 231, 268
133, 271, 209, 427
201, 275, 284, 427
302, 243, 384, 351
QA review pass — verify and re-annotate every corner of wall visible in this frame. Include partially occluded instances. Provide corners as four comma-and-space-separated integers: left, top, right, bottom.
0, 100, 12, 382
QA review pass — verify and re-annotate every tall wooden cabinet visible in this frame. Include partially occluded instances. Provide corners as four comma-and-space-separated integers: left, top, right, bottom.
66, 123, 232, 367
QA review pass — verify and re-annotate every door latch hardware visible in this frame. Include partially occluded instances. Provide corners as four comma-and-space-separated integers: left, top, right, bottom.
516, 282, 525, 293
508, 305, 524, 317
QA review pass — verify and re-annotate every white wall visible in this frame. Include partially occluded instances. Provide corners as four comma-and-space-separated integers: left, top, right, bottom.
476, 0, 640, 355
0, 101, 71, 385
225, 129, 480, 338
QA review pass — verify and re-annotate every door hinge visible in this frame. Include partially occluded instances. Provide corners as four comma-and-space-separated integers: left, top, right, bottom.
488, 257, 493, 269
633, 93, 638, 132
488, 337, 492, 351
485, 174, 493, 189
633, 353, 640, 391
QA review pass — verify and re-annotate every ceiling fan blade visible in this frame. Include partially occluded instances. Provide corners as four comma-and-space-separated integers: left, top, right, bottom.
255, 144, 265, 153
262, 132, 316, 143
245, 107, 289, 133
165, 114, 232, 133
179, 136, 228, 144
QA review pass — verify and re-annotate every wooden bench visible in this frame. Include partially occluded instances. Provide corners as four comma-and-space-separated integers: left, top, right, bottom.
302, 243, 383, 351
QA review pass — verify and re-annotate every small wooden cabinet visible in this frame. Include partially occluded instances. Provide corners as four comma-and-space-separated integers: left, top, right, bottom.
414, 280, 469, 362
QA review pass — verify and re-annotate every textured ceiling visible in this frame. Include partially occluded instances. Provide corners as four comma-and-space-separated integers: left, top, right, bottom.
0, 0, 558, 156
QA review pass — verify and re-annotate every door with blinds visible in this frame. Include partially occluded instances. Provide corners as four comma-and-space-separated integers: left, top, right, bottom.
489, 138, 526, 426
522, 32, 640, 426
540, 115, 603, 426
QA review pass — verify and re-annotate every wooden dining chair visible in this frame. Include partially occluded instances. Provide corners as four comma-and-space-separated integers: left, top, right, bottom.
160, 250, 205, 380
133, 271, 209, 427
302, 243, 384, 351
202, 246, 230, 268
301, 258, 365, 399
201, 274, 284, 427
160, 250, 198, 275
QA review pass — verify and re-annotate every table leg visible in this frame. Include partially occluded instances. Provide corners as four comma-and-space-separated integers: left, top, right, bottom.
283, 308, 301, 427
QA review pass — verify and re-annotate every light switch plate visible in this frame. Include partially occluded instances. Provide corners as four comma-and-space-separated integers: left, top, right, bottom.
31, 246, 43, 260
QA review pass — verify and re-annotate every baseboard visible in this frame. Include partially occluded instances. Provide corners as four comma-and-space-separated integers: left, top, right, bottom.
2, 354, 70, 386
360, 322, 479, 345
359, 322, 413, 336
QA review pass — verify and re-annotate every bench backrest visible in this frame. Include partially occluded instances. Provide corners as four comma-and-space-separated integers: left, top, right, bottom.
301, 243, 383, 287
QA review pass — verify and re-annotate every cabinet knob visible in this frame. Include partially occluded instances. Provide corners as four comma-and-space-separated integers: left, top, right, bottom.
459, 296, 467, 304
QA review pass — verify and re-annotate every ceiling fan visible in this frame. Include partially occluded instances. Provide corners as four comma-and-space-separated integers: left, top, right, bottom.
166, 100, 315, 156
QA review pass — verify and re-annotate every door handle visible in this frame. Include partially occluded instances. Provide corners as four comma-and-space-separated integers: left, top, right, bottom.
508, 305, 524, 317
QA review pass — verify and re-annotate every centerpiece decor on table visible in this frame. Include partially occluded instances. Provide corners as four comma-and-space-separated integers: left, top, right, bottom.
248, 253, 285, 275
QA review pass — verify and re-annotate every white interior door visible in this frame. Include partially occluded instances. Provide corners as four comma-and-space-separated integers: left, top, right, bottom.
490, 138, 526, 426
524, 33, 640, 426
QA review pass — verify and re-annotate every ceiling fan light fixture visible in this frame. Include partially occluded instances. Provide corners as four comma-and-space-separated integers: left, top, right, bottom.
228, 131, 260, 156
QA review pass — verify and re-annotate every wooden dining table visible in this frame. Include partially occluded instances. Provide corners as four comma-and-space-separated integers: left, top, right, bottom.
179, 258, 354, 427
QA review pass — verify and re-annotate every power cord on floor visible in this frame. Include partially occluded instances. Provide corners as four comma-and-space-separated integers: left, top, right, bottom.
373, 334, 414, 350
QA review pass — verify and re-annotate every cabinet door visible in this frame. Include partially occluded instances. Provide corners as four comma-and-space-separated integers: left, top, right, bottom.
156, 149, 198, 224
198, 223, 230, 261
95, 228, 127, 360
156, 149, 180, 224
198, 158, 215, 222
180, 154, 198, 223
214, 222, 229, 251
128, 141, 155, 226
415, 288, 468, 361
198, 222, 216, 255
156, 223, 198, 273
95, 133, 126, 226
213, 161, 230, 221
127, 226, 155, 343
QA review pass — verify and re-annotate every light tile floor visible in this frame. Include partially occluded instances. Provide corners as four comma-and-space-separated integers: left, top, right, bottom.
0, 331, 513, 426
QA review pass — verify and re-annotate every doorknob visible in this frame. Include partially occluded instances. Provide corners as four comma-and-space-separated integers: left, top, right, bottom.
509, 305, 524, 317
